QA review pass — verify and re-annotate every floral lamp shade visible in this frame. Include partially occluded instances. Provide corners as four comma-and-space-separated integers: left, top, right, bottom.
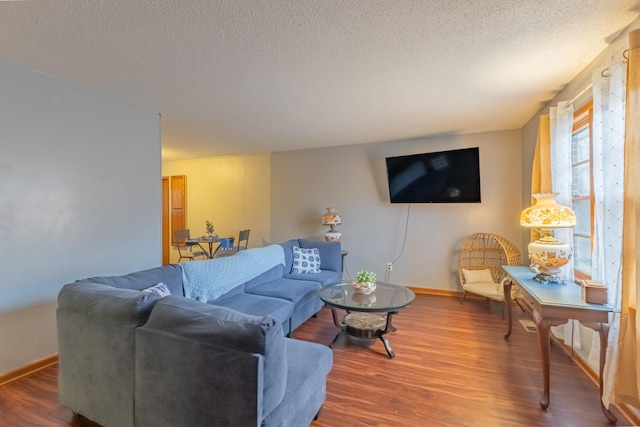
520, 193, 576, 283
321, 207, 342, 241
520, 193, 576, 228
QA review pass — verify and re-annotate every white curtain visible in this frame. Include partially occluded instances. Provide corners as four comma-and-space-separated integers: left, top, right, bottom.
589, 51, 627, 374
549, 102, 576, 346
550, 102, 576, 279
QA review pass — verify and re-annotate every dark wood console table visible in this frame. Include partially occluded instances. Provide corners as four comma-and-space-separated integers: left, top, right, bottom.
502, 265, 616, 425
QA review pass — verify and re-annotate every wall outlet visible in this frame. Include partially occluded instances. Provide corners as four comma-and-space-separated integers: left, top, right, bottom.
386, 262, 393, 271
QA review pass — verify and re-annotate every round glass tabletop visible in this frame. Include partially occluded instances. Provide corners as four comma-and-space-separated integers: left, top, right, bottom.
318, 281, 415, 313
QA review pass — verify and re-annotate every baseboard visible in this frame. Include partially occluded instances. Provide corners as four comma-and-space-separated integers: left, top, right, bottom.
617, 403, 640, 427
0, 354, 58, 386
553, 336, 639, 426
408, 287, 461, 297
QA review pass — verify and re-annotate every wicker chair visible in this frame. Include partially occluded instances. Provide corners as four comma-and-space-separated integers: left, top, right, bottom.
458, 233, 523, 316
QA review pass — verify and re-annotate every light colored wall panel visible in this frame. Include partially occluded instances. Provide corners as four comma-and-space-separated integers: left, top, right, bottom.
271, 130, 523, 291
0, 301, 57, 372
0, 60, 161, 374
162, 154, 271, 262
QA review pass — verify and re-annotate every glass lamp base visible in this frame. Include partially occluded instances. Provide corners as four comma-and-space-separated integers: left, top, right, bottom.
325, 230, 341, 242
528, 236, 572, 286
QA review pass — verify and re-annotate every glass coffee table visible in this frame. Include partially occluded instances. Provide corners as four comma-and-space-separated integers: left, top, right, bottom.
317, 281, 415, 358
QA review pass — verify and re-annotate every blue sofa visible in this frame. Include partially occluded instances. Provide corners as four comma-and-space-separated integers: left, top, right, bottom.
57, 239, 341, 427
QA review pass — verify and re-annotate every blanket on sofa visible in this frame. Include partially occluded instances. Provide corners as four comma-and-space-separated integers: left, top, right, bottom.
181, 244, 285, 302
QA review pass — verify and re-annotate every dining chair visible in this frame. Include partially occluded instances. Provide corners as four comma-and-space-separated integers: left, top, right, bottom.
173, 229, 208, 262
212, 237, 235, 257
214, 229, 250, 258
237, 229, 250, 251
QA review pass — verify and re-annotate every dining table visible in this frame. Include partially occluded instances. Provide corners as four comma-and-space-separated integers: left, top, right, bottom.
185, 235, 220, 259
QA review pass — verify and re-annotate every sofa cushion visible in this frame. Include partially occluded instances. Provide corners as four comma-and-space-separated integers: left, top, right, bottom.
246, 278, 322, 307
141, 297, 288, 418
262, 338, 333, 427
284, 269, 342, 286
291, 246, 321, 274
279, 239, 299, 274
181, 245, 285, 302
299, 239, 341, 272
213, 293, 294, 327
82, 264, 184, 296
243, 265, 285, 292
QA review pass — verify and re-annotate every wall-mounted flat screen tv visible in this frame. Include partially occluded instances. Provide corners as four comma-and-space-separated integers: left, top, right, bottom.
385, 147, 481, 203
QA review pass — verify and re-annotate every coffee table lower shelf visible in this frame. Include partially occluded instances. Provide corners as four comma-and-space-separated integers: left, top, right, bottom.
329, 310, 398, 358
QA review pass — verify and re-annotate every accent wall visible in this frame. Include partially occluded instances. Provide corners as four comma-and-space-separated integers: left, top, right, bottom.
0, 60, 161, 374
271, 130, 523, 291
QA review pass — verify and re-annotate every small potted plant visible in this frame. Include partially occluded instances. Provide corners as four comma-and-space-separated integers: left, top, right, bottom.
352, 270, 376, 294
205, 221, 215, 238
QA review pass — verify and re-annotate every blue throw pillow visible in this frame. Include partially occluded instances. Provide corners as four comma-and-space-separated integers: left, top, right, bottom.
291, 246, 321, 274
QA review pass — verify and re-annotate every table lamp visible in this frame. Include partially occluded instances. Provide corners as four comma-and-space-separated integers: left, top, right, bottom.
520, 193, 576, 284
321, 207, 342, 241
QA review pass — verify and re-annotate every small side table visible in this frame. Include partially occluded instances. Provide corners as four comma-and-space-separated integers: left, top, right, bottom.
502, 265, 616, 425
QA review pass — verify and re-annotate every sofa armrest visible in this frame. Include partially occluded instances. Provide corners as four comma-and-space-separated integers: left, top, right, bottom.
81, 263, 184, 296
135, 328, 264, 427
57, 281, 162, 427
58, 281, 161, 320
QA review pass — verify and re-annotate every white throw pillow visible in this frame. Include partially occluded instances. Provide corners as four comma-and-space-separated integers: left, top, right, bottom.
462, 268, 495, 284
142, 282, 171, 298
291, 246, 321, 274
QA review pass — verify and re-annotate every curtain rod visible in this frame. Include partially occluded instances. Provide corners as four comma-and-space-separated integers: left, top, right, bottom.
565, 83, 593, 107
601, 49, 628, 78
564, 49, 627, 107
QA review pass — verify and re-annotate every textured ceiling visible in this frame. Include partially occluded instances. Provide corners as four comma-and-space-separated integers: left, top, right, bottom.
0, 1, 638, 161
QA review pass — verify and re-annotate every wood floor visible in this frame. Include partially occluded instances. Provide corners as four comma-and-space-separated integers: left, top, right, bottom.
0, 294, 630, 427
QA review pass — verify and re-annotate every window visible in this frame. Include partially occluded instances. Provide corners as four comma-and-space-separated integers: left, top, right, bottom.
571, 102, 593, 279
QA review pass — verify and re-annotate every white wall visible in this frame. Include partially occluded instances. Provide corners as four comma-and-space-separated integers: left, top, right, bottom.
0, 60, 161, 374
162, 154, 271, 263
271, 130, 523, 291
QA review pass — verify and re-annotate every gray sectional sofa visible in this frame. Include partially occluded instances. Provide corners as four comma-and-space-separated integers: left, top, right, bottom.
57, 238, 341, 427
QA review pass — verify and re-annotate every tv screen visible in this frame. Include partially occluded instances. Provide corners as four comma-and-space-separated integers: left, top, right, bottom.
385, 147, 481, 203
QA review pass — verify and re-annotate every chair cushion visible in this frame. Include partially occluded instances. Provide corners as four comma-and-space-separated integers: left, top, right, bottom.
462, 268, 494, 284
462, 282, 503, 301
